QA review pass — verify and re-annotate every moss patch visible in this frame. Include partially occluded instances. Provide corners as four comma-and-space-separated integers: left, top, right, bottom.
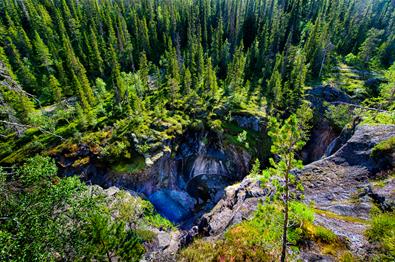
111, 156, 146, 174
371, 136, 395, 158
314, 208, 368, 224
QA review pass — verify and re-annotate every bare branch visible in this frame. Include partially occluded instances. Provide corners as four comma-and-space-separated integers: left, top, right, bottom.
330, 101, 389, 113
0, 120, 64, 140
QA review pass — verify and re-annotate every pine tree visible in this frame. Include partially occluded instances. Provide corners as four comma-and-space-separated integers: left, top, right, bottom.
225, 45, 246, 96
33, 31, 53, 71
358, 28, 384, 66
182, 67, 192, 96
49, 75, 62, 102
6, 37, 38, 93
265, 114, 307, 262
204, 57, 219, 101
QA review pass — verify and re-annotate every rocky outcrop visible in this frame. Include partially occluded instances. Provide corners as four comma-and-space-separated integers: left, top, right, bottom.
231, 114, 265, 132
302, 119, 338, 163
300, 125, 395, 216
190, 124, 394, 260
197, 177, 269, 237
300, 124, 395, 258
307, 85, 353, 115
302, 86, 354, 163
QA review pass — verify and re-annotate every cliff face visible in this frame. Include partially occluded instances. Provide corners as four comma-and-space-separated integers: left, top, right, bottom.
91, 129, 252, 226
302, 85, 353, 163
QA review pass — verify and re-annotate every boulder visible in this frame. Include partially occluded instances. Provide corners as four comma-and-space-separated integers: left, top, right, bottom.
197, 177, 269, 237
149, 190, 196, 223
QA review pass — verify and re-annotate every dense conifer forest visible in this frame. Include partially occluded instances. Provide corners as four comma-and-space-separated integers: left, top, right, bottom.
0, 0, 394, 261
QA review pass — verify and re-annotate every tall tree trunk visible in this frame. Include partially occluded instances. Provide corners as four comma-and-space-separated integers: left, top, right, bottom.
281, 165, 290, 262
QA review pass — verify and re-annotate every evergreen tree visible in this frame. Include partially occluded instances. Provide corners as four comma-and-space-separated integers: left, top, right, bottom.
266, 54, 284, 113
49, 75, 62, 102
265, 114, 307, 262
33, 31, 53, 72
358, 28, 385, 66
204, 57, 219, 101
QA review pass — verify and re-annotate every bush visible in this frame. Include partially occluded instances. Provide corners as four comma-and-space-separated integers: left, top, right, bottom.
371, 137, 395, 158
345, 53, 360, 66
179, 239, 218, 262
366, 211, 395, 260
142, 201, 174, 230
325, 104, 353, 131
18, 155, 57, 186
314, 225, 338, 243
180, 202, 315, 261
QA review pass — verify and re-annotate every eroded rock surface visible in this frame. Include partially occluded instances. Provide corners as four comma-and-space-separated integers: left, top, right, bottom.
95, 130, 252, 226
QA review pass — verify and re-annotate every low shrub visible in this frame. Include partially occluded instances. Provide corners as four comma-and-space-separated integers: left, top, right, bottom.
366, 211, 395, 260
371, 136, 395, 158
180, 202, 316, 261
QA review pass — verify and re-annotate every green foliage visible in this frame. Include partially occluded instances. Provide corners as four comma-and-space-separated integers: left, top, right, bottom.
265, 114, 307, 197
344, 53, 360, 66
357, 110, 395, 125
142, 200, 174, 230
325, 104, 353, 131
236, 130, 249, 149
83, 212, 145, 261
0, 156, 148, 261
112, 157, 146, 174
180, 202, 316, 261
371, 137, 395, 158
1, 0, 394, 168
314, 226, 338, 243
248, 158, 261, 178
17, 155, 57, 186
0, 1, 394, 259
366, 211, 395, 260
264, 113, 311, 261
379, 62, 395, 110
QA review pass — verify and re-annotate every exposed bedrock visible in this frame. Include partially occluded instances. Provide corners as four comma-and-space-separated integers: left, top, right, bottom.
196, 124, 395, 259
98, 129, 252, 226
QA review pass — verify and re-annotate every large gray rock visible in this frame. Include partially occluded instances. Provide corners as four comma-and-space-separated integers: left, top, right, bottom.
300, 124, 395, 217
197, 177, 269, 237
299, 124, 395, 258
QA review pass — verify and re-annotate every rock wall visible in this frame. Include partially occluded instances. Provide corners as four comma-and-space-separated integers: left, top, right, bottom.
98, 129, 252, 226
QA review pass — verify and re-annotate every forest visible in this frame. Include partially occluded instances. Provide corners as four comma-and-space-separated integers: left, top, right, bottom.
0, 0, 394, 261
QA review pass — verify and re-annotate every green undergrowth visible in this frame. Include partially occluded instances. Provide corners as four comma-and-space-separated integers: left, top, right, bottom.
179, 202, 347, 261
371, 136, 395, 158
222, 121, 271, 159
111, 156, 146, 174
323, 63, 375, 98
142, 200, 174, 230
358, 109, 395, 125
366, 208, 395, 261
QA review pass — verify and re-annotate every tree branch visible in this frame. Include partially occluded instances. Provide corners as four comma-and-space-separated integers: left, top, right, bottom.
330, 101, 389, 113
0, 120, 64, 140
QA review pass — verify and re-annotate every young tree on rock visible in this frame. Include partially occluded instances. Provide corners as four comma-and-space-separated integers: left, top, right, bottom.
264, 113, 310, 262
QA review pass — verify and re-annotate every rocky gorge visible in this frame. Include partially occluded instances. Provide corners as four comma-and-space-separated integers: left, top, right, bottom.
51, 85, 395, 261
90, 121, 394, 261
